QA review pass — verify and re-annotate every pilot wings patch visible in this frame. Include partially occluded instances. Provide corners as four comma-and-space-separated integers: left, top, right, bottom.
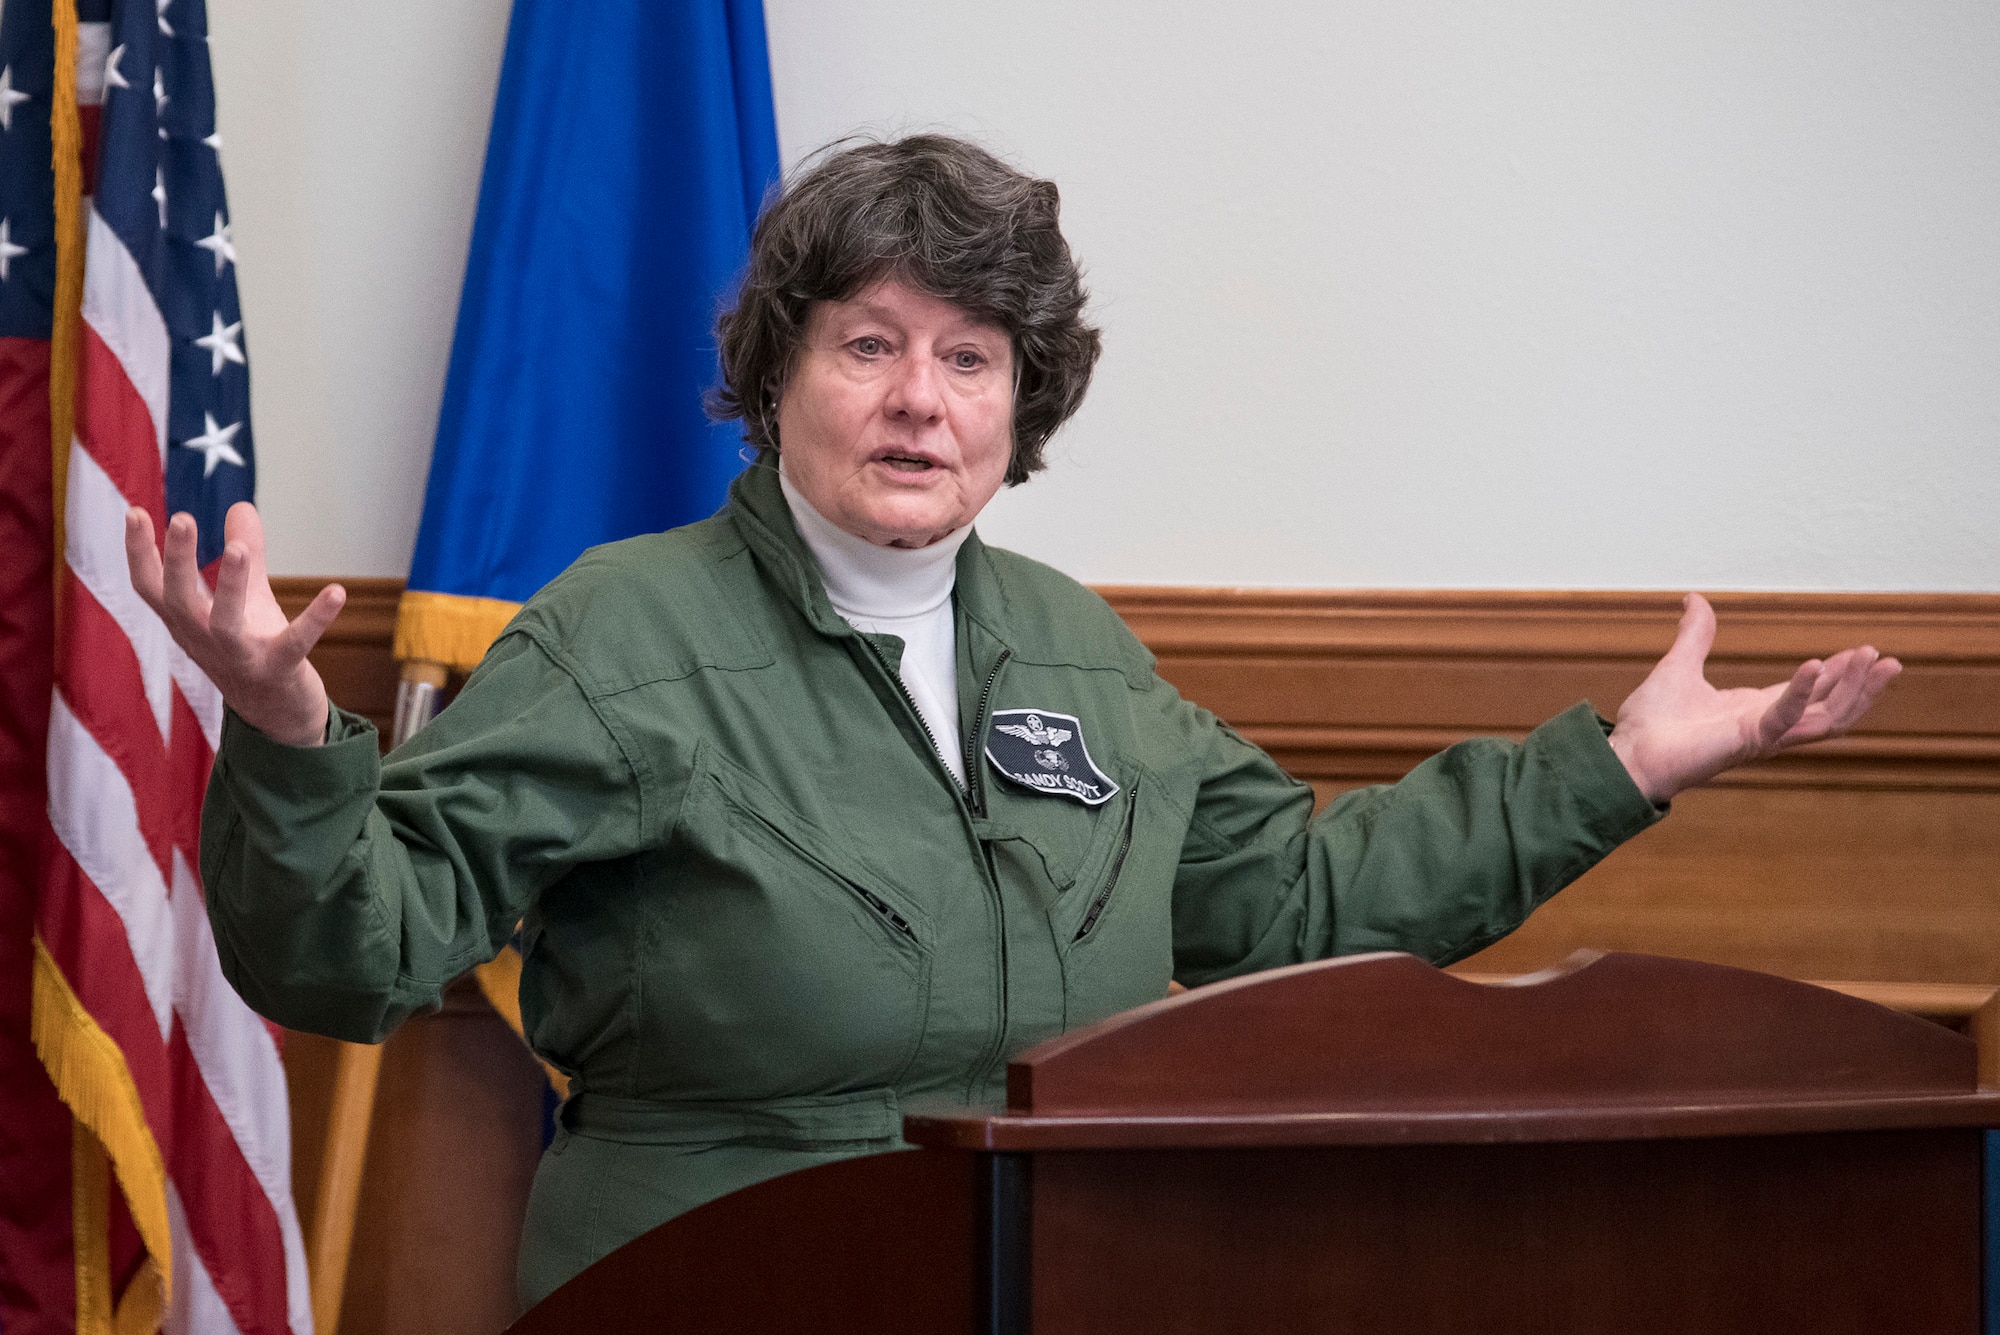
985, 708, 1120, 807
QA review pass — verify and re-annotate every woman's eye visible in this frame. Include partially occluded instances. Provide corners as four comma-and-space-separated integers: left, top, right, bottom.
852, 337, 885, 356
952, 350, 985, 370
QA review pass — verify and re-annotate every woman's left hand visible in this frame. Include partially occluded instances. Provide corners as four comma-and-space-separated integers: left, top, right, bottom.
1607, 593, 1902, 805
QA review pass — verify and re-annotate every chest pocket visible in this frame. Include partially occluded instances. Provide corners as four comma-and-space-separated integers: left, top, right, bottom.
642, 746, 933, 1101
1047, 775, 1177, 1030
1044, 775, 1141, 944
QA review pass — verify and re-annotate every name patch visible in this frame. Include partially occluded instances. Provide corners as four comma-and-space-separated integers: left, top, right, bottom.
985, 709, 1120, 807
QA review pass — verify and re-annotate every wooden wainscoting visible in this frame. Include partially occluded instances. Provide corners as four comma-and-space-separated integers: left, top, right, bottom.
272, 577, 2000, 1333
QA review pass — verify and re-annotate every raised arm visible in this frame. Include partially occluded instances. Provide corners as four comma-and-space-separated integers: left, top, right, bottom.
1168, 593, 1902, 987
124, 499, 344, 746
130, 502, 650, 1041
1607, 593, 1901, 803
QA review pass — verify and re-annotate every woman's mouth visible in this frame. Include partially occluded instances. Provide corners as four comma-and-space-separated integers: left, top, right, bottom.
879, 453, 939, 473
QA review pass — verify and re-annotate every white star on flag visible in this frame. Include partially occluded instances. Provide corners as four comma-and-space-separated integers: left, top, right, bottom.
194, 311, 245, 375
157, 0, 176, 37
182, 412, 245, 477
196, 213, 235, 274
152, 167, 167, 227
0, 218, 27, 281
153, 66, 168, 116
0, 65, 30, 132
104, 42, 130, 91
203, 130, 222, 153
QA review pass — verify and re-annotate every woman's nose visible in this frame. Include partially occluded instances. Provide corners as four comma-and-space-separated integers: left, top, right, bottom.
883, 352, 944, 421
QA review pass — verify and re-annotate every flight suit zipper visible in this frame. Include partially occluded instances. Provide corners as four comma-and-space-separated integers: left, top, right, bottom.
859, 637, 970, 801
855, 628, 1008, 1099
965, 650, 1011, 818
1075, 785, 1138, 942
962, 647, 1014, 1101
852, 885, 918, 941
855, 626, 1019, 1102
726, 789, 921, 944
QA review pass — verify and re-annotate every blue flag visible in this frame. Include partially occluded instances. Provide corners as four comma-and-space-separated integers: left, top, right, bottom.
396, 0, 779, 670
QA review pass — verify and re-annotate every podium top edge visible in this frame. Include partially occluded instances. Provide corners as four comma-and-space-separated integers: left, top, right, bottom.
905, 1090, 2000, 1152
1004, 952, 1985, 1121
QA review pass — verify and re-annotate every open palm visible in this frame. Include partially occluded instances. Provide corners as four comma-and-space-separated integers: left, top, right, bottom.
1608, 594, 1901, 804
125, 501, 345, 747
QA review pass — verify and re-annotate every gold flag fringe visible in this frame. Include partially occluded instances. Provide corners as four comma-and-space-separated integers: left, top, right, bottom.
72, 1125, 112, 1335
33, 936, 175, 1314
72, 1130, 167, 1335
115, 1256, 165, 1335
393, 589, 523, 674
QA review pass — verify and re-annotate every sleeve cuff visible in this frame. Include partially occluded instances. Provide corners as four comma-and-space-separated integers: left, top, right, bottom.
1527, 701, 1669, 844
216, 703, 381, 807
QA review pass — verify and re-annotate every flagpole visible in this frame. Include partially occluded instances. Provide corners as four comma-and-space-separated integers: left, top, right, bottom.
304, 655, 447, 1333
392, 658, 448, 746
48, 0, 82, 608
392, 649, 572, 1093
306, 1039, 383, 1335
46, 4, 167, 1330
46, 1, 97, 1327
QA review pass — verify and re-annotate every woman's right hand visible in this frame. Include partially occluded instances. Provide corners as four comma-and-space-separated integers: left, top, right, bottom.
125, 500, 346, 748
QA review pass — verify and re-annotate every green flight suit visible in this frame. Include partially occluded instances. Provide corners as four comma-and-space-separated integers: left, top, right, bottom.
201, 464, 1661, 1307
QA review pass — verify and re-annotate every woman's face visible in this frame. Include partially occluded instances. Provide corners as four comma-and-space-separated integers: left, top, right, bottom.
776, 277, 1015, 548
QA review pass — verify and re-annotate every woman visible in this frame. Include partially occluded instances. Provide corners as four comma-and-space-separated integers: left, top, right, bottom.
127, 136, 1899, 1306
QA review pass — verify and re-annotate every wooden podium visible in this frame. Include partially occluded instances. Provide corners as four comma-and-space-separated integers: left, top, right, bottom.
506, 951, 2000, 1334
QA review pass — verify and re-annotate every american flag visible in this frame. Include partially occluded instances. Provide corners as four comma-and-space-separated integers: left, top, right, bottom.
6, 0, 312, 1330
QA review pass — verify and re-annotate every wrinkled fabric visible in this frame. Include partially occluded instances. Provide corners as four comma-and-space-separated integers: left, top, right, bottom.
203, 464, 1661, 1306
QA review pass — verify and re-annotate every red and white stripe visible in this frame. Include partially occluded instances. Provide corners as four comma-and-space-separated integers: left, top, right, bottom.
45, 187, 312, 1334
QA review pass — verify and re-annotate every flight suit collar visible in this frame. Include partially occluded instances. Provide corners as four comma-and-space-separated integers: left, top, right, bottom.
726, 463, 854, 639
724, 461, 1015, 651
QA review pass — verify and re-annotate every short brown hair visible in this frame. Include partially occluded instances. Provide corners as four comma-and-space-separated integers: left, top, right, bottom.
711, 135, 1102, 486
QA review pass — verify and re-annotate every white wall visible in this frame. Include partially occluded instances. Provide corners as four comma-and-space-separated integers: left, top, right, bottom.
214, 2, 2000, 590
206, 0, 510, 578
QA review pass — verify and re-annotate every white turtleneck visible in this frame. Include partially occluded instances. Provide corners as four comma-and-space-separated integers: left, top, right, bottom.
780, 465, 971, 785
